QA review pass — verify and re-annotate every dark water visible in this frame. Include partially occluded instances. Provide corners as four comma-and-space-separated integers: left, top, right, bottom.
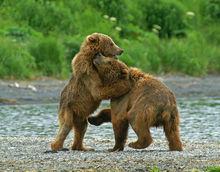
0, 98, 219, 142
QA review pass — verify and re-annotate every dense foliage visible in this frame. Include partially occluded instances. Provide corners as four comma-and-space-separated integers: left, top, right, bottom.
0, 0, 219, 79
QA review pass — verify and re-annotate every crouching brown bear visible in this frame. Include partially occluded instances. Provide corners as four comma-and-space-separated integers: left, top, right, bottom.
88, 53, 183, 152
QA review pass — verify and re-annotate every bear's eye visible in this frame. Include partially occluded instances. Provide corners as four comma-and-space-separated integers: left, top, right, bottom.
110, 43, 114, 46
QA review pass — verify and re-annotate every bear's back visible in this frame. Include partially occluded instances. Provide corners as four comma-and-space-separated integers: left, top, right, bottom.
129, 68, 176, 106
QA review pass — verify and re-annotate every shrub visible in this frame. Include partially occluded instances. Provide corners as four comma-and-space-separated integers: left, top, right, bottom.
119, 23, 145, 39
142, 0, 187, 38
0, 0, 3, 6
88, 0, 127, 22
120, 39, 147, 68
2, 26, 38, 42
120, 33, 161, 73
160, 32, 209, 76
0, 37, 36, 79
201, 0, 220, 22
0, 0, 219, 78
202, 23, 220, 45
207, 45, 220, 73
29, 36, 67, 77
72, 6, 119, 37
62, 35, 82, 70
13, 0, 73, 34
121, 31, 217, 76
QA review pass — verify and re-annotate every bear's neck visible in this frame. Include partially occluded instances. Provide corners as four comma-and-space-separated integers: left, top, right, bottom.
80, 43, 100, 55
129, 68, 147, 81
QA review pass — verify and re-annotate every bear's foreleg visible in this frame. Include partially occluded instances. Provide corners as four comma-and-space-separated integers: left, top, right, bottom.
108, 113, 128, 152
96, 80, 131, 100
71, 117, 94, 151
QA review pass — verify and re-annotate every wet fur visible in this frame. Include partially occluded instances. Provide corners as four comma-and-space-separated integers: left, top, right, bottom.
51, 33, 131, 151
88, 55, 183, 151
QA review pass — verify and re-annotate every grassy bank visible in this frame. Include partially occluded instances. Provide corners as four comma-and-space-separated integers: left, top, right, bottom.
0, 0, 219, 79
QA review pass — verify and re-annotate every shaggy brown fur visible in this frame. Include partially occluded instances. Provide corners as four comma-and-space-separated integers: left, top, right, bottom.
51, 33, 131, 151
88, 54, 183, 152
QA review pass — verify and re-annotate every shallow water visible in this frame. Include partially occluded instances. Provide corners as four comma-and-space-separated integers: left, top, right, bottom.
0, 97, 219, 142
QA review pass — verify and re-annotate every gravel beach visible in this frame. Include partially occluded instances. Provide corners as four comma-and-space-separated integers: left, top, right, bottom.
0, 136, 219, 172
0, 75, 220, 171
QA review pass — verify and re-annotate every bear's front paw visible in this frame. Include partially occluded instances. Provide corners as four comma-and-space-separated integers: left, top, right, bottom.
51, 141, 63, 151
108, 146, 124, 152
71, 144, 94, 151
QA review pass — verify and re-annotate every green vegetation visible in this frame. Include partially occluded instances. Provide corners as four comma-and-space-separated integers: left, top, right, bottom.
146, 166, 220, 172
206, 166, 220, 172
147, 165, 161, 172
0, 0, 219, 79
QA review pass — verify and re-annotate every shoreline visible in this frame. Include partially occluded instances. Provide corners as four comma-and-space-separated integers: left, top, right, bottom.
0, 75, 220, 105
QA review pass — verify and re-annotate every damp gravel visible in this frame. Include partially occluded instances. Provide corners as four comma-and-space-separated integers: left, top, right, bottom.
0, 98, 220, 171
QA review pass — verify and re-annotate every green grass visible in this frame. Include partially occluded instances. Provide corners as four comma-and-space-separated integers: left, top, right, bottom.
0, 0, 219, 79
0, 37, 36, 79
206, 166, 220, 172
145, 166, 220, 172
29, 36, 68, 77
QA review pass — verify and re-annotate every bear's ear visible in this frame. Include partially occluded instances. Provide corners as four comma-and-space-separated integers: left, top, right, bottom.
87, 34, 99, 44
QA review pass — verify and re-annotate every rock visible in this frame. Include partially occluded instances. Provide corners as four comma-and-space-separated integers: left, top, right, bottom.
8, 82, 20, 88
27, 85, 37, 92
0, 98, 17, 105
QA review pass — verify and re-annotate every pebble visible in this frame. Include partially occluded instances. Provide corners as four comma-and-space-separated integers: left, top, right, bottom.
0, 136, 219, 171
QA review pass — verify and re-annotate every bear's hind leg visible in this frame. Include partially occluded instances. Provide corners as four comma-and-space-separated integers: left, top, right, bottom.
163, 109, 183, 151
128, 107, 153, 149
128, 129, 153, 149
51, 108, 72, 151
109, 114, 129, 152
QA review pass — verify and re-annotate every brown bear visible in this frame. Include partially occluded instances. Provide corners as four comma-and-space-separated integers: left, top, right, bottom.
51, 33, 131, 151
88, 54, 183, 152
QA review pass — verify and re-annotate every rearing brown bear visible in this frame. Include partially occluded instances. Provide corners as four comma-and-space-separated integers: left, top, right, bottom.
88, 53, 183, 152
51, 33, 131, 151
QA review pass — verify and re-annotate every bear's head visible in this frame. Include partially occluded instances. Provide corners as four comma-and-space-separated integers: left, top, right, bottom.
82, 33, 123, 57
93, 53, 129, 84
